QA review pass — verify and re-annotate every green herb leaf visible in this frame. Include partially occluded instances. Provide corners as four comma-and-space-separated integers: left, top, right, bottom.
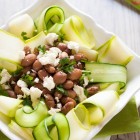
12, 68, 23, 77
0, 85, 8, 96
59, 58, 76, 73
21, 74, 34, 86
37, 45, 46, 54
22, 97, 32, 107
58, 33, 65, 42
21, 32, 30, 40
84, 89, 89, 97
56, 85, 67, 95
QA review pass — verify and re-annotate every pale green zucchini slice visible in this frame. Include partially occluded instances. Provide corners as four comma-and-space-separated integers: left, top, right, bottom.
0, 96, 22, 117
61, 15, 95, 49
8, 14, 35, 39
35, 6, 65, 32
15, 101, 48, 127
9, 120, 34, 140
85, 62, 127, 88
97, 36, 133, 65
25, 31, 46, 52
66, 90, 119, 140
33, 113, 70, 140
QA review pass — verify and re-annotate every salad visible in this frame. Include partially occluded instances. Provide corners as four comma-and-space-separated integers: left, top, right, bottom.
0, 5, 134, 140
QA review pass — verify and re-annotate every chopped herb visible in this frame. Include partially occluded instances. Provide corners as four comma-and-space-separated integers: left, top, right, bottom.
22, 97, 32, 107
33, 29, 38, 36
38, 45, 46, 54
59, 57, 76, 73
84, 89, 89, 97
0, 85, 8, 96
82, 70, 91, 76
21, 32, 30, 40
58, 33, 65, 42
12, 68, 23, 77
56, 85, 67, 95
79, 70, 91, 86
21, 74, 34, 86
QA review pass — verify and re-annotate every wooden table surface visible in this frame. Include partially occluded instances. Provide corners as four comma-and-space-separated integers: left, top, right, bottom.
0, 0, 140, 140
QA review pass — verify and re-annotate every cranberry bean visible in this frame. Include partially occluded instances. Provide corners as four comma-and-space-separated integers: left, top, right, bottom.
14, 85, 23, 95
53, 71, 67, 85
68, 68, 82, 80
34, 83, 44, 90
63, 80, 74, 89
75, 62, 84, 70
38, 69, 48, 80
33, 48, 39, 55
7, 90, 17, 98
21, 54, 36, 67
74, 53, 87, 61
22, 66, 31, 74
59, 52, 68, 59
64, 48, 71, 55
54, 91, 63, 99
42, 88, 51, 95
33, 60, 43, 71
61, 102, 75, 114
86, 85, 100, 95
24, 46, 31, 55
67, 90, 77, 99
57, 43, 67, 51
61, 97, 76, 106
45, 65, 56, 74
44, 94, 55, 109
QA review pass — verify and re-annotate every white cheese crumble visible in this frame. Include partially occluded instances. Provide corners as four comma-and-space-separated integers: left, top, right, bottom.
73, 85, 87, 102
57, 103, 62, 109
17, 80, 27, 88
45, 33, 58, 46
0, 69, 11, 84
34, 78, 39, 83
21, 87, 30, 96
70, 55, 74, 60
17, 95, 24, 99
27, 71, 30, 75
30, 87, 42, 107
83, 76, 89, 87
55, 97, 59, 103
38, 47, 61, 66
19, 51, 25, 60
67, 41, 80, 53
48, 107, 61, 116
43, 76, 55, 91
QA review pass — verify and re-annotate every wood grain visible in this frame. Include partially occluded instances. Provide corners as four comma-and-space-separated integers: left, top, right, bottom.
0, 0, 140, 140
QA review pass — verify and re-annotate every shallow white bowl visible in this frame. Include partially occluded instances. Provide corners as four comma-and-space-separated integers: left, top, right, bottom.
1, 0, 140, 140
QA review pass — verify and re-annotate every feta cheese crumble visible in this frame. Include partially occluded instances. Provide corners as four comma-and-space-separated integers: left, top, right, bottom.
17, 80, 27, 88
21, 87, 30, 96
45, 33, 58, 46
30, 87, 42, 107
0, 69, 11, 84
48, 107, 61, 116
83, 76, 89, 87
38, 47, 61, 66
34, 78, 39, 83
67, 41, 80, 53
43, 76, 55, 91
73, 85, 87, 102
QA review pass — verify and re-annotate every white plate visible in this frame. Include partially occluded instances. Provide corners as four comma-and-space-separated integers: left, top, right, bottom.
1, 0, 140, 140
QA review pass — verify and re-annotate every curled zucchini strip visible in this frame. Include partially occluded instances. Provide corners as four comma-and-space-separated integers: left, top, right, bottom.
35, 6, 65, 32
15, 101, 48, 127
85, 62, 127, 88
33, 113, 70, 140
97, 36, 134, 65
66, 90, 119, 140
61, 15, 95, 49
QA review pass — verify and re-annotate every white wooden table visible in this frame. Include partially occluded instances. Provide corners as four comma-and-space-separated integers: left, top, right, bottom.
0, 0, 140, 140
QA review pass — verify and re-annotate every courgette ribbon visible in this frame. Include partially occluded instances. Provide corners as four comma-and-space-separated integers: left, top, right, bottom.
66, 90, 119, 140
35, 6, 65, 33
33, 113, 70, 140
